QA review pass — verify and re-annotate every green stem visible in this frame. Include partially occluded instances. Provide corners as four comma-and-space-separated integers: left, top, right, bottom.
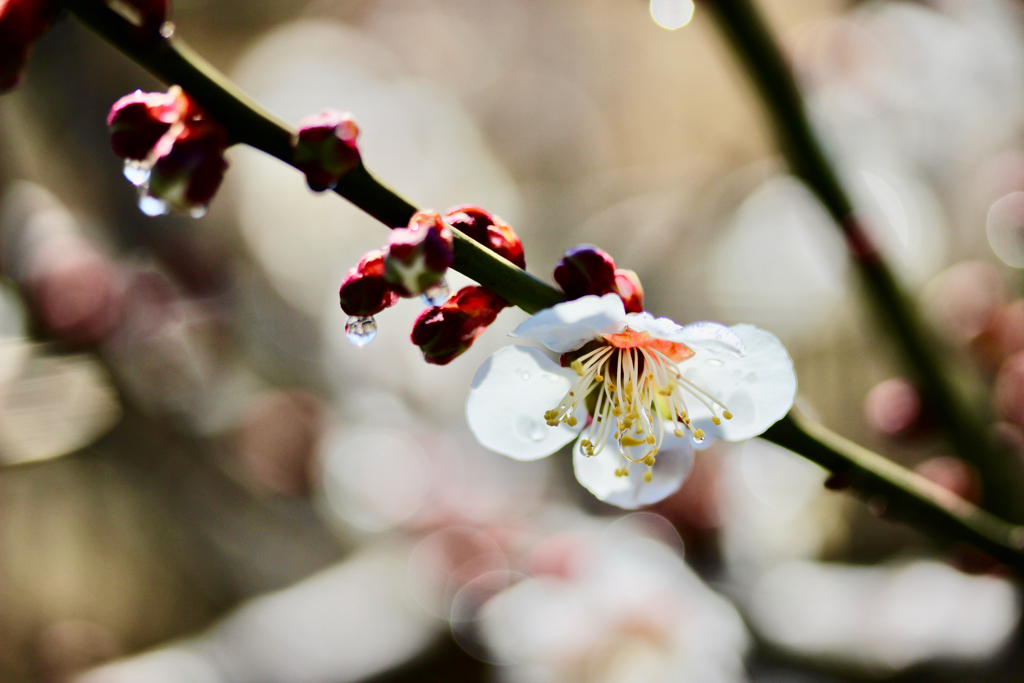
56, 0, 1024, 571
704, 0, 1024, 521
764, 412, 1024, 573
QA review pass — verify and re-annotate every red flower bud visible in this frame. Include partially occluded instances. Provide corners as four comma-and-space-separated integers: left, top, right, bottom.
0, 0, 58, 93
614, 268, 644, 313
339, 249, 399, 317
107, 87, 190, 160
553, 245, 617, 299
443, 205, 526, 268
146, 119, 228, 215
384, 210, 454, 297
411, 286, 507, 365
292, 110, 361, 192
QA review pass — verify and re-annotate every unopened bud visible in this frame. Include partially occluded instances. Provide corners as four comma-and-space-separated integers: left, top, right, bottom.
444, 205, 526, 268
339, 249, 400, 317
614, 268, 644, 313
384, 210, 454, 297
411, 285, 507, 365
292, 110, 361, 192
147, 120, 228, 214
553, 245, 617, 299
107, 87, 191, 160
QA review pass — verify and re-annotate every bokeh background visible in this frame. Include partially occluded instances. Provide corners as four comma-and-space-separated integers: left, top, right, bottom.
1, 0, 1024, 681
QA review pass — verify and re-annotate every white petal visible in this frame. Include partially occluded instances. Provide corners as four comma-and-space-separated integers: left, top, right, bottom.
510, 294, 626, 352
467, 346, 585, 461
572, 431, 694, 509
679, 324, 796, 441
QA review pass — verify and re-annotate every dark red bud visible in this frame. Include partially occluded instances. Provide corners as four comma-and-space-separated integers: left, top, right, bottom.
613, 268, 644, 313
444, 204, 526, 268
339, 249, 399, 317
293, 110, 361, 192
107, 87, 189, 160
553, 245, 617, 299
148, 119, 228, 211
411, 285, 507, 365
384, 210, 454, 297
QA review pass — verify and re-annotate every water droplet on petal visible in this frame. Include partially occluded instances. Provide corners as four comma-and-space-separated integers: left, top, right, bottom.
123, 159, 152, 186
705, 358, 725, 367
188, 204, 208, 219
546, 374, 561, 383
520, 372, 531, 381
420, 279, 450, 307
159, 21, 175, 38
515, 416, 546, 442
693, 434, 706, 445
137, 190, 170, 217
345, 315, 377, 347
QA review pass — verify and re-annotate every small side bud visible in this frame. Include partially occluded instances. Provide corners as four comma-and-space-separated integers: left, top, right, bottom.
107, 87, 190, 160
147, 119, 229, 214
614, 268, 644, 313
553, 245, 617, 299
384, 210, 454, 297
444, 205, 526, 268
292, 110, 361, 192
411, 285, 507, 365
339, 249, 400, 317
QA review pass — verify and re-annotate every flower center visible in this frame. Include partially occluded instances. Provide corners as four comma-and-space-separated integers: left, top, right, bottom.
543, 328, 733, 482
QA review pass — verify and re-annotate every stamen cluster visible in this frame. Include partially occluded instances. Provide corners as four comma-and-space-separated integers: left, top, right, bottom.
547, 336, 733, 482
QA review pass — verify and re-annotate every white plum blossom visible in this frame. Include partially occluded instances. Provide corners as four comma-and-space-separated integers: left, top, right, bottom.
467, 294, 796, 508
480, 532, 751, 683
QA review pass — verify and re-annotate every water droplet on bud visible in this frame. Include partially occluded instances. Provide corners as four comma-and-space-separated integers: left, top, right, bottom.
138, 190, 170, 217
345, 315, 377, 346
123, 159, 152, 186
420, 279, 450, 307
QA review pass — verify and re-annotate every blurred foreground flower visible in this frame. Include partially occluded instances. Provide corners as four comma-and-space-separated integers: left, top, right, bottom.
467, 293, 796, 508
481, 533, 749, 683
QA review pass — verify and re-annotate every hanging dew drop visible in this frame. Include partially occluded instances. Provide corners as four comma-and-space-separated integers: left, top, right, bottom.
693, 435, 706, 445
420, 279, 450, 307
345, 315, 377, 347
123, 159, 152, 186
137, 190, 170, 217
188, 204, 209, 219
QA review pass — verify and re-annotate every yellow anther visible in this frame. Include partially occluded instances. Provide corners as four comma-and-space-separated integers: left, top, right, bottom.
608, 383, 616, 391
567, 416, 578, 427
712, 417, 721, 425
613, 408, 622, 417
614, 468, 624, 478
645, 435, 656, 445
569, 391, 575, 397
674, 429, 685, 438
622, 468, 630, 477
620, 435, 646, 447
571, 360, 584, 376
642, 454, 655, 466
643, 471, 653, 483
693, 428, 705, 440
594, 375, 604, 383
723, 410, 733, 420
